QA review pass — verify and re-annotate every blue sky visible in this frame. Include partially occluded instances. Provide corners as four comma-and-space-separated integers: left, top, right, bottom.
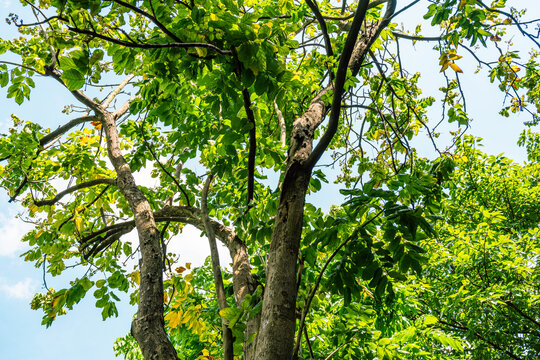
0, 0, 539, 359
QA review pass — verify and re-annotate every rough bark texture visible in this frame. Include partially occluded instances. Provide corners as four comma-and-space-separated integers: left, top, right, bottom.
154, 205, 259, 358
255, 164, 312, 359
254, 1, 396, 358
100, 111, 179, 360
34, 2, 395, 358
201, 175, 234, 360
154, 205, 257, 305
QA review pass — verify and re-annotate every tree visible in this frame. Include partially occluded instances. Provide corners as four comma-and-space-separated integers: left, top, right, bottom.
0, 0, 538, 359
408, 135, 540, 360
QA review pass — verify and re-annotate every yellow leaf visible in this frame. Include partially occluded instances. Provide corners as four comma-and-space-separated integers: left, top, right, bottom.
184, 273, 193, 282
439, 54, 449, 66
459, 0, 467, 9
449, 62, 463, 73
90, 120, 102, 130
52, 295, 63, 308
28, 204, 39, 213
195, 47, 207, 57
130, 270, 140, 284
185, 262, 191, 270
165, 309, 182, 328
440, 63, 449, 72
74, 215, 82, 232
372, 129, 385, 140
181, 311, 192, 324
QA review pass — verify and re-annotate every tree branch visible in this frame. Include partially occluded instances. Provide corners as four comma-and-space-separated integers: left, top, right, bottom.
438, 317, 525, 360
390, 0, 420, 20
476, 0, 540, 49
201, 175, 233, 360
242, 89, 257, 207
65, 25, 232, 55
34, 178, 116, 206
102, 74, 135, 109
306, 0, 334, 74
306, 0, 397, 169
275, 102, 287, 146
391, 32, 443, 42
39, 115, 98, 146
504, 300, 540, 329
321, 0, 389, 21
140, 122, 191, 207
292, 209, 384, 359
112, 0, 183, 42
44, 67, 101, 112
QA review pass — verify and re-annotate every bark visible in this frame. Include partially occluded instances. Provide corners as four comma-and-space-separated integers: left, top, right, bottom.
100, 111, 179, 360
154, 205, 257, 305
201, 175, 234, 360
40, 56, 179, 358
255, 163, 311, 359
154, 205, 260, 358
275, 101, 287, 147
254, 1, 396, 358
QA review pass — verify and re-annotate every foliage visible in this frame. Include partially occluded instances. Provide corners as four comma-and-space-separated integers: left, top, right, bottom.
1, 0, 539, 359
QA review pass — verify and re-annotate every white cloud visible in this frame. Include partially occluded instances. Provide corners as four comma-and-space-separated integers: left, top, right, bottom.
0, 277, 36, 300
0, 213, 32, 257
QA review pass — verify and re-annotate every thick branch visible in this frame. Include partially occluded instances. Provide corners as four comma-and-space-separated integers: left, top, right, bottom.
98, 108, 177, 358
306, 0, 334, 64
39, 115, 98, 146
201, 175, 233, 360
153, 205, 256, 303
34, 178, 116, 206
113, 94, 139, 120
102, 74, 135, 109
242, 89, 257, 206
306, 0, 397, 169
392, 32, 443, 42
44, 67, 101, 112
321, 0, 389, 20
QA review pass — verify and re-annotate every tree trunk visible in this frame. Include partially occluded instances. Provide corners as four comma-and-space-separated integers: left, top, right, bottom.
101, 111, 179, 360
255, 163, 311, 359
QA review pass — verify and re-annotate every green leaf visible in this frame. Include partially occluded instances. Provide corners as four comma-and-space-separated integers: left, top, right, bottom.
61, 69, 85, 90
423, 314, 438, 326
0, 72, 8, 87
219, 307, 243, 328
